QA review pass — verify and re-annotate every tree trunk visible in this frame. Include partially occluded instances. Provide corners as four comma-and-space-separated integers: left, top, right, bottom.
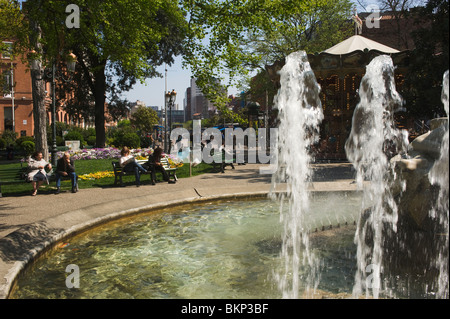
94, 64, 106, 148
31, 69, 49, 160
29, 20, 49, 160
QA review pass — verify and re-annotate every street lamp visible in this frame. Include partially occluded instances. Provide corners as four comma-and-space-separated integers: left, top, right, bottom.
30, 52, 76, 166
165, 89, 177, 153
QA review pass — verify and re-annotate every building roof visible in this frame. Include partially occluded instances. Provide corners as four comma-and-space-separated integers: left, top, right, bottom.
323, 35, 400, 55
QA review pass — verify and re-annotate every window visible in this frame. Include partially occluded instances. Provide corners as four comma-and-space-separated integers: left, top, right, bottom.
1, 42, 13, 59
2, 70, 12, 97
4, 106, 13, 131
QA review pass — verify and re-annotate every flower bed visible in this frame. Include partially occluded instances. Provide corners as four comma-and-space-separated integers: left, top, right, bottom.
57, 147, 154, 160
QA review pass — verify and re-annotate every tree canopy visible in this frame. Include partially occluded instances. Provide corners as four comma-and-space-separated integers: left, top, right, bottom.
23, 0, 188, 147
180, 0, 353, 122
130, 105, 159, 135
2, 0, 355, 149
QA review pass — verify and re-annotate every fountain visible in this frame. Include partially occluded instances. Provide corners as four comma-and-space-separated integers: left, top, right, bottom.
344, 55, 409, 298
270, 51, 324, 298
429, 71, 449, 298
7, 52, 448, 300
346, 54, 449, 299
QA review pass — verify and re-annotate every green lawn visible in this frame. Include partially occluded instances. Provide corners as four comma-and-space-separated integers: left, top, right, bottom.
0, 159, 216, 197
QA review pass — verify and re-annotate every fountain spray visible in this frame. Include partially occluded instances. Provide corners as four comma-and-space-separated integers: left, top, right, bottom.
345, 55, 409, 299
271, 51, 323, 298
428, 70, 449, 299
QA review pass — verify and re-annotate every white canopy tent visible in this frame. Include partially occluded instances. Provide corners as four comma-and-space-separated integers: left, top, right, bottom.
323, 35, 400, 55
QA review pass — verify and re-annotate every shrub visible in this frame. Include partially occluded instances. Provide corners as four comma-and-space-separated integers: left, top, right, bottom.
120, 132, 141, 149
82, 128, 96, 141
56, 135, 65, 146
87, 135, 97, 146
15, 136, 35, 147
1, 129, 17, 146
64, 131, 85, 145
0, 137, 6, 149
21, 141, 35, 156
140, 135, 154, 148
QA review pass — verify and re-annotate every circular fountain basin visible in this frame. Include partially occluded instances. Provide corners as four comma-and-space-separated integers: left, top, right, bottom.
8, 191, 436, 299
9, 192, 361, 299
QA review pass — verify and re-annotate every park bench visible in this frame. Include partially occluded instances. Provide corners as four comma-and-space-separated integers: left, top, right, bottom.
112, 158, 177, 186
0, 163, 79, 197
111, 161, 154, 186
0, 164, 27, 197
159, 157, 178, 183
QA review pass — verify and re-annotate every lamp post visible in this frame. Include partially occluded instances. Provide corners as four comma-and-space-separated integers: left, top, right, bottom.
165, 89, 177, 153
30, 52, 76, 166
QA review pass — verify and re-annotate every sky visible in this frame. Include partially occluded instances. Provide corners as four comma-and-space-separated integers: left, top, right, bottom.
122, 56, 194, 111
121, 55, 243, 111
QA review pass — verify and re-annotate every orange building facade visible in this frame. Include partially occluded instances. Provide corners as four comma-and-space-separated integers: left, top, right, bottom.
1, 41, 97, 141
1, 41, 34, 137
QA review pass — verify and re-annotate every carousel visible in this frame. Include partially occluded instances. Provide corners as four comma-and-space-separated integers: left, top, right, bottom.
266, 34, 410, 161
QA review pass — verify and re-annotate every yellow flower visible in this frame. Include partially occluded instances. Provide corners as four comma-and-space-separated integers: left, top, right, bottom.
79, 171, 115, 180
167, 158, 184, 168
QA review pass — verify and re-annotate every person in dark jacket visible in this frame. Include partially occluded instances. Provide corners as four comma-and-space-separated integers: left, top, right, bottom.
55, 151, 78, 194
146, 147, 168, 183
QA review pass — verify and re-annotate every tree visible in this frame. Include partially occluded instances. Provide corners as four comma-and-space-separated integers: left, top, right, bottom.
1, 0, 51, 159
180, 0, 353, 119
130, 106, 159, 135
24, 0, 188, 148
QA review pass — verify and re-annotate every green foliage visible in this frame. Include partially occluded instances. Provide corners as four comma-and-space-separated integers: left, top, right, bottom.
55, 122, 71, 138
0, 137, 6, 149
56, 136, 64, 146
14, 136, 35, 147
22, 0, 188, 148
81, 127, 96, 142
117, 119, 131, 128
121, 132, 141, 149
181, 0, 353, 110
130, 106, 159, 135
139, 135, 154, 148
110, 125, 140, 148
20, 140, 35, 156
1, 129, 17, 146
64, 131, 85, 145
87, 136, 97, 146
0, 0, 29, 58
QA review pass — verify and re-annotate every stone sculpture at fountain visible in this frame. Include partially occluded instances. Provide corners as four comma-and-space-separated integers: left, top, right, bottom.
390, 70, 448, 298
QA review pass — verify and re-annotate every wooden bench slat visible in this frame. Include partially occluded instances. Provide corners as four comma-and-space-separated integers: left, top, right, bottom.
0, 165, 28, 197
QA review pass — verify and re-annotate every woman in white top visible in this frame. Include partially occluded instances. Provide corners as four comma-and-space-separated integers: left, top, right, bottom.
27, 151, 52, 196
120, 146, 148, 186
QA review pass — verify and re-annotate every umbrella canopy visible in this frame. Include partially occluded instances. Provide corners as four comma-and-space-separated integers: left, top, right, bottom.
323, 35, 400, 55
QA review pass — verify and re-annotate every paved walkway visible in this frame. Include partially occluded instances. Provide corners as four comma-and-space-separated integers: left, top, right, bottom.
0, 162, 356, 299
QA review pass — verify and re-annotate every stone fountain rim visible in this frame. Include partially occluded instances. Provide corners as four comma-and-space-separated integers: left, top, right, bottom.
2, 189, 359, 299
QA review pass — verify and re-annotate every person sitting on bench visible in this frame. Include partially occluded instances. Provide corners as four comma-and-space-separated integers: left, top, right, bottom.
27, 151, 52, 196
146, 147, 169, 183
120, 146, 148, 187
55, 151, 78, 194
